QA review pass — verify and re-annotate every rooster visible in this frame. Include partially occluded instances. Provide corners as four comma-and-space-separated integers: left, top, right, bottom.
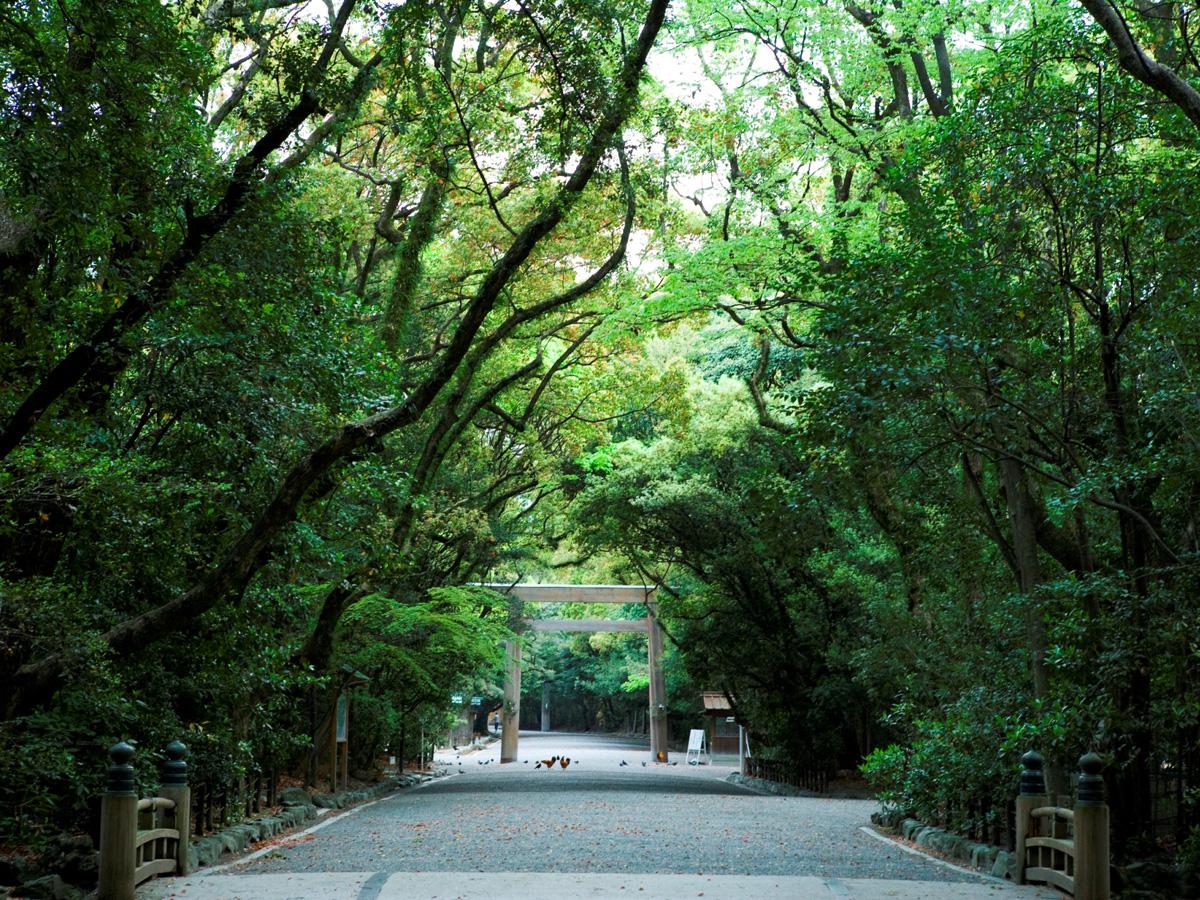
540, 755, 558, 768
559, 757, 571, 769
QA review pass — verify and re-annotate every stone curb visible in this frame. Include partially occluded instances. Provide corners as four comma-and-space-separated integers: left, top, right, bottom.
187, 773, 432, 871
724, 772, 817, 797
869, 810, 1014, 880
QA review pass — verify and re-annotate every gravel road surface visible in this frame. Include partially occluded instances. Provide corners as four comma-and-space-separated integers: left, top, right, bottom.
236, 733, 1000, 880
142, 733, 1053, 898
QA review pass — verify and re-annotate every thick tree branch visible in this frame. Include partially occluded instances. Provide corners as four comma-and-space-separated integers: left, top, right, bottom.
5, 0, 669, 715
1081, 0, 1200, 128
0, 0, 366, 462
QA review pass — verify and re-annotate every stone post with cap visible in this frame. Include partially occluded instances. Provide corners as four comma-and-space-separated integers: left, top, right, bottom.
1014, 750, 1048, 885
158, 740, 191, 875
98, 741, 137, 900
1074, 752, 1110, 900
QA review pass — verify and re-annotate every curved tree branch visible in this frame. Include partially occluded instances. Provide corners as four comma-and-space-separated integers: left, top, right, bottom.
1081, 0, 1200, 128
0, 0, 368, 462
5, 0, 669, 716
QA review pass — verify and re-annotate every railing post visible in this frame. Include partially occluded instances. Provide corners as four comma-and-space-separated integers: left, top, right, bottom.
1015, 750, 1047, 885
1074, 752, 1110, 900
159, 740, 191, 876
98, 741, 137, 900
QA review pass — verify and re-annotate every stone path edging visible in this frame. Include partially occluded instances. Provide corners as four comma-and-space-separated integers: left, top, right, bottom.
187, 774, 435, 871
725, 772, 816, 796
868, 810, 1016, 880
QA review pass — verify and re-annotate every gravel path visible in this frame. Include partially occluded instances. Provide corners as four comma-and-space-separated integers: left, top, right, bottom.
230, 733, 987, 882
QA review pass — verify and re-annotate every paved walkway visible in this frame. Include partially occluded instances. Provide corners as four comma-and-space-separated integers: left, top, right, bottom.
143, 732, 1054, 899
142, 871, 1052, 898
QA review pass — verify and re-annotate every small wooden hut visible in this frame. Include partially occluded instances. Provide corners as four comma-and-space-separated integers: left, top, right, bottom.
700, 691, 740, 754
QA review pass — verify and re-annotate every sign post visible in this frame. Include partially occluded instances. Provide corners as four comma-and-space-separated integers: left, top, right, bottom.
327, 668, 368, 791
334, 691, 349, 789
686, 728, 708, 765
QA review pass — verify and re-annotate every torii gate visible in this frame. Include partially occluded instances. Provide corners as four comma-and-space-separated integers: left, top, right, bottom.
479, 583, 669, 764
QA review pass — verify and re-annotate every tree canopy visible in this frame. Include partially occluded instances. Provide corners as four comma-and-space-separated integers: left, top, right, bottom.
4, 0, 1200, 873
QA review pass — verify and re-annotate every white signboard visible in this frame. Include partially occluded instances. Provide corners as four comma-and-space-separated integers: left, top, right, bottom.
686, 728, 708, 765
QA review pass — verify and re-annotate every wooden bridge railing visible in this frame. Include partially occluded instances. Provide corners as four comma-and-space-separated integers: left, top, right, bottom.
99, 740, 190, 900
1015, 750, 1109, 900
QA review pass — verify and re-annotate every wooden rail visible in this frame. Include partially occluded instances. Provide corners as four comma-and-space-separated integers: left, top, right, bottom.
99, 740, 191, 900
527, 618, 649, 632
476, 583, 655, 603
1015, 751, 1109, 900
135, 796, 181, 887
1024, 806, 1076, 894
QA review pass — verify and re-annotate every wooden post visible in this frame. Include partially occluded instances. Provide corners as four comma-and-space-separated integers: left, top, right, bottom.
541, 682, 551, 733
158, 741, 191, 876
98, 741, 137, 900
500, 640, 521, 763
1014, 750, 1048, 885
646, 613, 658, 757
1074, 752, 1110, 900
307, 689, 318, 788
647, 608, 669, 762
328, 694, 339, 792
340, 696, 350, 790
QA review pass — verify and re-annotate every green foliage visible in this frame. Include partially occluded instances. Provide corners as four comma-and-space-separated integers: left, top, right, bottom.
334, 587, 514, 761
0, 0, 670, 846
518, 612, 680, 733
576, 0, 1200, 861
570, 378, 875, 767
4, 0, 1200, 869
863, 687, 1097, 832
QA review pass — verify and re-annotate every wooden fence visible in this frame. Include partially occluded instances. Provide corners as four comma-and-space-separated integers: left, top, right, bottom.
189, 767, 278, 837
98, 740, 190, 900
919, 795, 1016, 850
744, 756, 831, 793
1016, 750, 1109, 900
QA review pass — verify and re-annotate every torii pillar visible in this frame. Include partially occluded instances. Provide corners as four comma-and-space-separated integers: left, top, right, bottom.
485, 584, 667, 764
647, 604, 669, 762
500, 640, 521, 763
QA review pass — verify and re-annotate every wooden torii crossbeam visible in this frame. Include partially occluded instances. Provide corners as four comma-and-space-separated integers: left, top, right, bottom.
476, 584, 669, 764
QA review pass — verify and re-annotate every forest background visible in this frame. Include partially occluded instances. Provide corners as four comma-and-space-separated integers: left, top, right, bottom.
2, 0, 1200, 875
